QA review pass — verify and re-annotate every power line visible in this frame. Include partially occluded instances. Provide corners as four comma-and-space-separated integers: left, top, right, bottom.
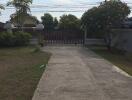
3, 3, 132, 9
31, 10, 86, 13
5, 6, 95, 9
0, 1, 132, 13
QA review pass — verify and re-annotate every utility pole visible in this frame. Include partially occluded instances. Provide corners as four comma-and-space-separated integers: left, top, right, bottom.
84, 27, 87, 45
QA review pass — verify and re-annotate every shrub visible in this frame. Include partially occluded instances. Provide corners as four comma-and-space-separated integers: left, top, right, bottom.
0, 31, 31, 47
13, 31, 32, 46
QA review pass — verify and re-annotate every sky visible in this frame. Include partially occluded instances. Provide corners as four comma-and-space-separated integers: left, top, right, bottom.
0, 0, 132, 22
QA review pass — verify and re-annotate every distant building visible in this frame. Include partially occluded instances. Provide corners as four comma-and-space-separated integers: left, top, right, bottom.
10, 13, 39, 28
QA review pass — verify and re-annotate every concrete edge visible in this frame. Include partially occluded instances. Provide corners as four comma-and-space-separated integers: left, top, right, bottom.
112, 65, 132, 78
85, 47, 132, 79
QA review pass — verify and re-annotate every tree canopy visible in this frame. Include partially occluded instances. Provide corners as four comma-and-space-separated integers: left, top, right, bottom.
7, 0, 32, 27
7, 0, 32, 13
59, 14, 80, 30
81, 0, 130, 36
53, 17, 58, 29
41, 13, 54, 30
41, 14, 81, 30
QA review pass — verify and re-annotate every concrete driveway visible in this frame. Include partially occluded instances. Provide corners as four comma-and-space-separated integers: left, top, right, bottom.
32, 46, 132, 100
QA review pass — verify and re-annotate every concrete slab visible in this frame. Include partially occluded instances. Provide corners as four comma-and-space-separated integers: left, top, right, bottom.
32, 46, 132, 100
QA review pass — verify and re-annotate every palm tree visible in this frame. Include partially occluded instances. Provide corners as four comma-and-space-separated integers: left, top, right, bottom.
7, 0, 32, 12
7, 0, 32, 30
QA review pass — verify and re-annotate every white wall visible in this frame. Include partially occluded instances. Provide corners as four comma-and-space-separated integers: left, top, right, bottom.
112, 29, 132, 52
85, 38, 106, 45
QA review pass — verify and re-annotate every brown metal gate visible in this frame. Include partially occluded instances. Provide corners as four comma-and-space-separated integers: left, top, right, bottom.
43, 30, 84, 45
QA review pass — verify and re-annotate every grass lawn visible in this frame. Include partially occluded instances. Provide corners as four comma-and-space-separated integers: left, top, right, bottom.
0, 46, 51, 100
89, 46, 132, 76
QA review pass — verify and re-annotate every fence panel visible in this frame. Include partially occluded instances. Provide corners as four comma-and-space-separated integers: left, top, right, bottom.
42, 30, 84, 45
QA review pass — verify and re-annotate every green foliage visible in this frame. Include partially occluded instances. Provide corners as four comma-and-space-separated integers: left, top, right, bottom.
0, 31, 31, 47
81, 0, 130, 35
53, 17, 59, 29
7, 0, 32, 12
41, 13, 54, 30
59, 14, 80, 30
13, 31, 32, 46
0, 32, 15, 46
7, 0, 32, 27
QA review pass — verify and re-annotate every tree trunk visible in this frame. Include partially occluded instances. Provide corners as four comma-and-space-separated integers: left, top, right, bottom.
21, 24, 24, 32
105, 33, 112, 51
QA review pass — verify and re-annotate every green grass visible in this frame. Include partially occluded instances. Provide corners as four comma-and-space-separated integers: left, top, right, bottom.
0, 46, 51, 100
89, 46, 132, 76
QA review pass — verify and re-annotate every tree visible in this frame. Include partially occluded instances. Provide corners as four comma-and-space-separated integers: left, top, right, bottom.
7, 0, 32, 12
7, 0, 32, 29
81, 0, 130, 50
41, 13, 54, 30
59, 14, 80, 30
53, 17, 58, 29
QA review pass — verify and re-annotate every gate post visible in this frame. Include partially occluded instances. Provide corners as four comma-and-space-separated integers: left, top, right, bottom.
84, 28, 87, 45
36, 23, 44, 46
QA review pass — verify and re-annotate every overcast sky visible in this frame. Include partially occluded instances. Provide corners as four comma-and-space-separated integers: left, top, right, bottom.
0, 0, 132, 22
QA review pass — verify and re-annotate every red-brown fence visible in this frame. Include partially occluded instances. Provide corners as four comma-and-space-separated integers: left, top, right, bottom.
42, 30, 84, 45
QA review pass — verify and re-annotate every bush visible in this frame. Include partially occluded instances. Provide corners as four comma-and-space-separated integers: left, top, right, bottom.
0, 31, 31, 47
13, 31, 32, 46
